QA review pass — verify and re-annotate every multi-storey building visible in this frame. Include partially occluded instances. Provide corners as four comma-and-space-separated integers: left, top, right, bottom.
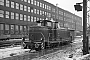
0, 0, 82, 38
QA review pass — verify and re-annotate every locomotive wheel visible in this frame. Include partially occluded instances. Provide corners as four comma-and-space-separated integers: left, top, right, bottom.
41, 43, 44, 49
24, 45, 27, 49
21, 42, 27, 49
35, 43, 39, 48
35, 43, 40, 51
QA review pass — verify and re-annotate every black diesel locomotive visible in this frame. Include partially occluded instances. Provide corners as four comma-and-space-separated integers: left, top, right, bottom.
23, 20, 75, 50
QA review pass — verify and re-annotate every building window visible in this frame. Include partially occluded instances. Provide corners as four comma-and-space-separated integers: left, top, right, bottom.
37, 9, 39, 14
20, 25, 23, 34
24, 26, 27, 31
15, 13, 19, 20
59, 10, 63, 15
20, 4, 23, 10
43, 4, 44, 8
11, 12, 14, 19
16, 3, 19, 9
52, 8, 55, 12
24, 15, 27, 21
20, 26, 23, 31
37, 17, 39, 21
15, 25, 18, 31
31, 9, 33, 13
40, 10, 42, 15
34, 8, 36, 14
45, 12, 47, 16
0, 10, 4, 18
47, 5, 48, 10
59, 16, 63, 20
0, 0, 4, 6
28, 6, 30, 12
15, 25, 19, 34
24, 5, 27, 11
5, 24, 9, 34
48, 13, 51, 17
34, 0, 36, 5
0, 24, 4, 30
31, 0, 33, 4
31, 16, 33, 22
6, 0, 9, 7
42, 11, 44, 16
24, 0, 27, 2
37, 1, 39, 6
5, 11, 9, 18
40, 18, 42, 20
45, 4, 47, 9
52, 14, 55, 19
28, 16, 30, 21
34, 17, 36, 22
49, 6, 51, 10
40, 2, 42, 7
10, 25, 14, 34
47, 12, 48, 16
20, 14, 23, 20
11, 1, 14, 8
5, 24, 9, 30
28, 0, 30, 3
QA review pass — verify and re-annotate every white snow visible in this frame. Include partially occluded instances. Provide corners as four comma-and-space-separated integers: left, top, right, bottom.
0, 37, 89, 60
32, 37, 86, 60
0, 46, 30, 59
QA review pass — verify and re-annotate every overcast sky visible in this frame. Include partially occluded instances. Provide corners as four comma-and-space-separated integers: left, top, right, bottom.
44, 0, 83, 17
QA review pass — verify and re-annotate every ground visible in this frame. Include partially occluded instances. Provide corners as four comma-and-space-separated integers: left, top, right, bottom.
32, 37, 83, 60
0, 37, 90, 60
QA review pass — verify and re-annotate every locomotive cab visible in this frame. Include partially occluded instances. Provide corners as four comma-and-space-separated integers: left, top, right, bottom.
36, 19, 59, 29
36, 20, 52, 27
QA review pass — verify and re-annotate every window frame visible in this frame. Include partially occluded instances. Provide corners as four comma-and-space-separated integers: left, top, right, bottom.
6, 0, 10, 7
24, 15, 27, 21
15, 13, 19, 20
0, 0, 4, 6
0, 10, 4, 18
11, 1, 14, 8
20, 4, 23, 10
24, 5, 27, 11
28, 6, 30, 12
31, 16, 33, 22
28, 15, 30, 21
5, 11, 9, 18
20, 14, 23, 20
11, 12, 14, 19
16, 3, 19, 9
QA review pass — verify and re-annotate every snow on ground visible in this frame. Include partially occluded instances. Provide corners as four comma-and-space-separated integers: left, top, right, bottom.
0, 46, 30, 59
32, 38, 84, 60
32, 47, 83, 60
0, 37, 88, 60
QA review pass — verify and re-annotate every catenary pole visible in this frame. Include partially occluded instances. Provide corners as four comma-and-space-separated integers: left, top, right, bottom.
83, 0, 89, 55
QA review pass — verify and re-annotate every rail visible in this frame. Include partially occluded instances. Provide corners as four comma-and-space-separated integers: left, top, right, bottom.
0, 39, 22, 47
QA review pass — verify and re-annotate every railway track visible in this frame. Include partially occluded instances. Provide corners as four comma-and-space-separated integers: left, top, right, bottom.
0, 39, 22, 47
0, 37, 82, 60
32, 38, 83, 60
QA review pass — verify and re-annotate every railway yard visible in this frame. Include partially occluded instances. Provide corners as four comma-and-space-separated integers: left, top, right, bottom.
0, 37, 89, 60
0, 0, 86, 60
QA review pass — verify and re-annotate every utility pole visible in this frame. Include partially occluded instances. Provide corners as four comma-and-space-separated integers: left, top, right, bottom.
74, 0, 90, 55
83, 0, 89, 55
